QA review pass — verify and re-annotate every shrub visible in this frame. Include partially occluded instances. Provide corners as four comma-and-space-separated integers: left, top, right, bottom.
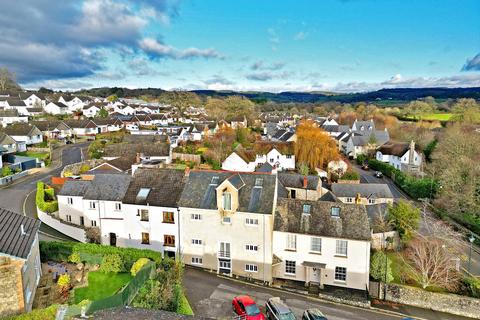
3, 305, 58, 320
339, 170, 360, 181
356, 154, 367, 165
99, 254, 125, 273
462, 276, 480, 298
370, 251, 394, 283
79, 164, 91, 174
1, 166, 13, 177
40, 241, 162, 269
68, 252, 81, 264
131, 258, 151, 276
36, 182, 58, 213
57, 274, 71, 287
387, 200, 421, 243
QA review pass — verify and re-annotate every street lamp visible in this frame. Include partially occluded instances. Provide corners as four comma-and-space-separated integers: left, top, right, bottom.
469, 234, 475, 273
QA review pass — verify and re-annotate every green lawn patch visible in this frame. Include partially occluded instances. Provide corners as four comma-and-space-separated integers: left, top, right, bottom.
177, 289, 194, 315
74, 271, 132, 303
405, 113, 453, 121
17, 151, 49, 160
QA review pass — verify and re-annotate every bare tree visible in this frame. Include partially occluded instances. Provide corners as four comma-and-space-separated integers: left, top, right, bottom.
0, 68, 18, 91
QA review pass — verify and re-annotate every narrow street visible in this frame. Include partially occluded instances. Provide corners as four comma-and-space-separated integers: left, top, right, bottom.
183, 267, 473, 320
0, 142, 89, 241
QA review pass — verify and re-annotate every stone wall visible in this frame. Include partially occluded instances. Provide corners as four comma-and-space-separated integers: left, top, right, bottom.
172, 152, 201, 164
0, 256, 24, 317
375, 282, 480, 319
61, 159, 105, 177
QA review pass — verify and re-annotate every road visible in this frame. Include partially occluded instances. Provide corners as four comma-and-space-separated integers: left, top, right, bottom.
184, 267, 472, 320
0, 143, 88, 241
351, 162, 480, 276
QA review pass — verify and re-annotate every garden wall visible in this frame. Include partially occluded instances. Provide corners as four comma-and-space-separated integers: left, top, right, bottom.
371, 231, 399, 250
336, 179, 360, 184
172, 152, 201, 164
37, 208, 86, 242
27, 147, 50, 153
373, 282, 480, 319
0, 171, 28, 185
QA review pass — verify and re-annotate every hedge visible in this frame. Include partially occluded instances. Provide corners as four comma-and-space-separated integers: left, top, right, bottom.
3, 305, 58, 320
367, 159, 439, 199
36, 182, 58, 213
339, 170, 360, 181
40, 241, 162, 269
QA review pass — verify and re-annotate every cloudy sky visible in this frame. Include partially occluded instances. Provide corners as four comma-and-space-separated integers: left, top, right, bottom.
2, 0, 480, 92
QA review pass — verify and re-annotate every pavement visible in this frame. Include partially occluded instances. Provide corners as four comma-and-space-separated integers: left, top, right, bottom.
0, 142, 89, 241
351, 162, 480, 276
183, 267, 473, 320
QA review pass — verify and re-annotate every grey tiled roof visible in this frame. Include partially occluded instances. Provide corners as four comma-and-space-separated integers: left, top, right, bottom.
0, 132, 15, 145
351, 130, 390, 146
331, 183, 393, 199
178, 171, 276, 214
123, 168, 186, 207
58, 180, 91, 197
274, 198, 371, 241
0, 208, 41, 259
278, 173, 319, 190
1, 123, 41, 137
84, 174, 132, 201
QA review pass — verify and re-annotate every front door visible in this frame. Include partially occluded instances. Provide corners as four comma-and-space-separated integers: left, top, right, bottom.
309, 267, 320, 284
109, 233, 117, 246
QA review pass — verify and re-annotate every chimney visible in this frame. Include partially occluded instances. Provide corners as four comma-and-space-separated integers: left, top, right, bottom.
136, 153, 141, 164
185, 167, 190, 177
355, 193, 361, 204
409, 140, 415, 165
20, 224, 26, 236
303, 176, 308, 189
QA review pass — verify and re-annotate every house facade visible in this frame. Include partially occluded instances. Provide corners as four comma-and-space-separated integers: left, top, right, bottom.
0, 208, 41, 316
331, 183, 394, 205
376, 140, 423, 172
272, 199, 371, 291
178, 171, 277, 283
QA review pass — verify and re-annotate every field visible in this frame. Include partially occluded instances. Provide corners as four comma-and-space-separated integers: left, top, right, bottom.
405, 113, 454, 121
74, 271, 132, 303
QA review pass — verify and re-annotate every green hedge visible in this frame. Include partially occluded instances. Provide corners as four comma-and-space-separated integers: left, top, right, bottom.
367, 159, 439, 199
40, 241, 162, 269
36, 182, 58, 213
3, 305, 58, 320
339, 170, 360, 181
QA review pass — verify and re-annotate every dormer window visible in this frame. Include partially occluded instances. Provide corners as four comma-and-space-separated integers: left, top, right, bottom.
331, 207, 340, 217
302, 204, 311, 215
222, 191, 232, 211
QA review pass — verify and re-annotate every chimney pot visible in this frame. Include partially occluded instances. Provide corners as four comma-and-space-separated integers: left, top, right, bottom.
303, 176, 308, 189
185, 167, 190, 177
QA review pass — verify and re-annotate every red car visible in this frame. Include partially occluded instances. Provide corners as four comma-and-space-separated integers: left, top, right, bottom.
232, 295, 265, 320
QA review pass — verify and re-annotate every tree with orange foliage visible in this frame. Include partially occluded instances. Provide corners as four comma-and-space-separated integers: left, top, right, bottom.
294, 120, 339, 170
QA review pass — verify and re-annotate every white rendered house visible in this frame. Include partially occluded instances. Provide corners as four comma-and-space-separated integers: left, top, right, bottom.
376, 140, 422, 172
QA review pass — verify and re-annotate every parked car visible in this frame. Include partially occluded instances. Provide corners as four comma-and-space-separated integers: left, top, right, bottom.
266, 297, 296, 320
361, 163, 369, 170
374, 171, 383, 178
302, 308, 328, 320
232, 296, 264, 320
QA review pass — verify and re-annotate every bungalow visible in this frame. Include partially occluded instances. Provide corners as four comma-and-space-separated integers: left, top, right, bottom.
0, 124, 43, 151
31, 121, 73, 139
179, 171, 276, 283
59, 96, 85, 112
44, 102, 70, 115
222, 146, 295, 172
272, 198, 371, 291
0, 208, 41, 316
113, 105, 136, 116
82, 104, 101, 118
0, 133, 17, 168
331, 183, 394, 205
19, 92, 46, 108
0, 99, 29, 116
63, 120, 99, 136
376, 140, 423, 172
0, 109, 28, 127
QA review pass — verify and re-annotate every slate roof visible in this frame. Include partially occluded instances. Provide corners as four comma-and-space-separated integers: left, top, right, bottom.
0, 109, 20, 117
319, 191, 340, 202
353, 120, 375, 131
351, 130, 390, 146
255, 162, 273, 173
331, 183, 393, 199
274, 198, 371, 241
278, 173, 319, 190
58, 180, 91, 197
123, 135, 168, 144
123, 168, 186, 207
178, 171, 276, 214
278, 131, 294, 142
31, 120, 62, 132
5, 98, 26, 106
104, 142, 170, 157
105, 156, 136, 172
83, 174, 131, 201
63, 120, 97, 129
0, 208, 41, 259
1, 123, 41, 136
0, 132, 15, 146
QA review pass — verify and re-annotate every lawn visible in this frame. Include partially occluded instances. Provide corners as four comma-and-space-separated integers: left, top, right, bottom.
17, 151, 50, 160
74, 271, 132, 303
405, 113, 453, 121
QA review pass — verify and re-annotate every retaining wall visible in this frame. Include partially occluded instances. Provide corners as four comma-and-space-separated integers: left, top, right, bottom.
37, 208, 86, 242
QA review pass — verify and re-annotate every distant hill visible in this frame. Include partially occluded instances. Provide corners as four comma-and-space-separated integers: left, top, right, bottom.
73, 87, 480, 103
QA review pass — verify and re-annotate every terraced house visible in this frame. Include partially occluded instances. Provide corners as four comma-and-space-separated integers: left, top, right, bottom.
178, 170, 277, 283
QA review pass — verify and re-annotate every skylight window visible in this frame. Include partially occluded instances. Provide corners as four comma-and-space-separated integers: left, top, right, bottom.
255, 178, 263, 187
331, 207, 340, 217
211, 176, 219, 185
137, 188, 151, 200
302, 204, 311, 215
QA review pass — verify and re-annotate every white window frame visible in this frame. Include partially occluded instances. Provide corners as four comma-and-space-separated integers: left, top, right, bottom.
368, 198, 376, 204
335, 240, 348, 256
245, 218, 259, 226
191, 256, 203, 265
89, 201, 96, 209
286, 234, 297, 251
335, 266, 347, 282
191, 213, 202, 221
66, 215, 72, 222
67, 197, 73, 205
222, 216, 231, 224
310, 237, 322, 253
115, 202, 121, 211
91, 220, 97, 227
245, 264, 258, 273
191, 239, 202, 246
346, 197, 353, 203
222, 192, 232, 211
285, 260, 296, 275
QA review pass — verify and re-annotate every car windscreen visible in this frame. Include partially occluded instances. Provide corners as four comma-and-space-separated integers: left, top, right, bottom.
245, 304, 261, 316
278, 312, 296, 320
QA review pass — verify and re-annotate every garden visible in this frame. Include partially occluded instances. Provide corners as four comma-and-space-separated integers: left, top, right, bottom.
15, 241, 193, 319
17, 151, 51, 166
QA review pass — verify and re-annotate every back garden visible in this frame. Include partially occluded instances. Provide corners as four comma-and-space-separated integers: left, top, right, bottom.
5, 241, 192, 319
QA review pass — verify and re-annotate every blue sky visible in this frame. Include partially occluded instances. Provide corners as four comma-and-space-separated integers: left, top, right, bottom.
2, 0, 479, 92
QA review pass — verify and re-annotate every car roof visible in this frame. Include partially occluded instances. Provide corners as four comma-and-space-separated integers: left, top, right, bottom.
306, 308, 326, 319
236, 295, 256, 305
268, 297, 291, 314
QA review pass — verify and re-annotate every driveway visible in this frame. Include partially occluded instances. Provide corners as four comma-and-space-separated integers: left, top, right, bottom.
183, 267, 470, 320
0, 142, 88, 241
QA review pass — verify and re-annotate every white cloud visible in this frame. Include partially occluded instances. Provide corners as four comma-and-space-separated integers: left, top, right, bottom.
139, 38, 223, 59
294, 31, 307, 40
